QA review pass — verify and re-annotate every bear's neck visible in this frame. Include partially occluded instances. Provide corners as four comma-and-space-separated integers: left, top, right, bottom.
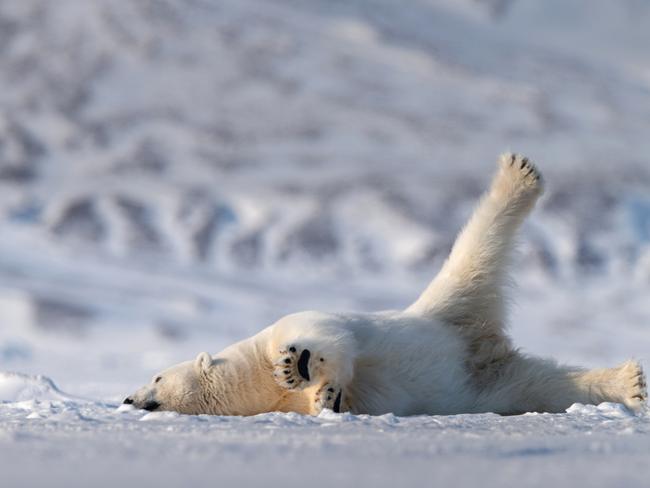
202, 329, 283, 415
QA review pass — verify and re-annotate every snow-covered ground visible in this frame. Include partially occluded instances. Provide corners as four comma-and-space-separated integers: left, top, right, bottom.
1, 0, 650, 486
2, 372, 650, 488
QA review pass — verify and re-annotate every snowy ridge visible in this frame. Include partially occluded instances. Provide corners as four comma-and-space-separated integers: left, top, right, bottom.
0, 371, 75, 403
1, 0, 650, 279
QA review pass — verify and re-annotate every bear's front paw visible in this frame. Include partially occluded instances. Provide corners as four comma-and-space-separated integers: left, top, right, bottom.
314, 383, 343, 413
273, 345, 314, 390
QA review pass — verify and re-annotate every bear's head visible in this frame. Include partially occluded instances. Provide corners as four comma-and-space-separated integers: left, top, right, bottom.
123, 351, 216, 415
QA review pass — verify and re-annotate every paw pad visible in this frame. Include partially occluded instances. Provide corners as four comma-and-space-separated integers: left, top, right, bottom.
314, 383, 343, 413
274, 345, 312, 389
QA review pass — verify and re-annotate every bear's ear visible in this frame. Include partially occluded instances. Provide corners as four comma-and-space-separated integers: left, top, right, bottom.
194, 352, 213, 373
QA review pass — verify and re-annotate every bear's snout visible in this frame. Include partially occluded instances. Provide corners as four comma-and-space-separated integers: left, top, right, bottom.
143, 400, 161, 411
122, 396, 160, 411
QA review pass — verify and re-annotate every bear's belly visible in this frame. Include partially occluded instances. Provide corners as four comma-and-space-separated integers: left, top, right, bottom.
345, 345, 474, 416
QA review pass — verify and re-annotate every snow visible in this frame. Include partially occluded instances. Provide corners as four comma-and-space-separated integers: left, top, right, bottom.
1, 373, 649, 487
1, 0, 650, 486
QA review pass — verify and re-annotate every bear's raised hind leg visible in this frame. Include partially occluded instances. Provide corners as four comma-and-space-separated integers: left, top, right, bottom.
408, 153, 544, 332
407, 154, 544, 384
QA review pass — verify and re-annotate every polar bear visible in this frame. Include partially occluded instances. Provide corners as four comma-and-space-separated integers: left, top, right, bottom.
124, 154, 647, 416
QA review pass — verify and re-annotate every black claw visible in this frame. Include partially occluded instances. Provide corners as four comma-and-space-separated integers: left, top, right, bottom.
327, 388, 334, 392
287, 379, 294, 384
520, 159, 527, 169
284, 370, 290, 374
289, 346, 296, 353
297, 349, 311, 381
284, 358, 291, 364
333, 391, 342, 413
510, 154, 516, 166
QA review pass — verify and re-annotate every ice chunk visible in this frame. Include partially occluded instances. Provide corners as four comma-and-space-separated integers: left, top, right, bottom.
566, 402, 635, 418
140, 411, 180, 421
115, 403, 136, 413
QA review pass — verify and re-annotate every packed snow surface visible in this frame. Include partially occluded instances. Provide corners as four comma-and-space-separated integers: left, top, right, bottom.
1, 373, 649, 488
1, 0, 650, 486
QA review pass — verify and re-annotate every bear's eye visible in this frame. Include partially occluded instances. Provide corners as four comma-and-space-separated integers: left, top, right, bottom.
155, 376, 162, 383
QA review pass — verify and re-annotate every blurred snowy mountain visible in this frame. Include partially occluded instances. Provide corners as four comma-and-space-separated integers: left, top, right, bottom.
0, 0, 649, 394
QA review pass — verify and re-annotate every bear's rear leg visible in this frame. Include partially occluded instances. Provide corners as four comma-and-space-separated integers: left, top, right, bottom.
573, 360, 647, 412
478, 355, 647, 414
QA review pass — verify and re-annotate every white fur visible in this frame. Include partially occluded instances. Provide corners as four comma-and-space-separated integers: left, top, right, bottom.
126, 154, 647, 416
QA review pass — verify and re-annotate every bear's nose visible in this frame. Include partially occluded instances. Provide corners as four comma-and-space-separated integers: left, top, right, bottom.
123, 397, 134, 404
143, 400, 160, 411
